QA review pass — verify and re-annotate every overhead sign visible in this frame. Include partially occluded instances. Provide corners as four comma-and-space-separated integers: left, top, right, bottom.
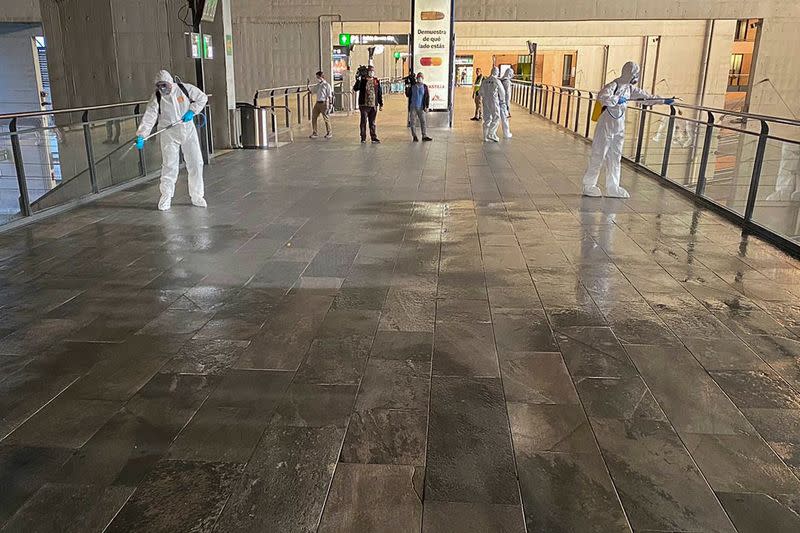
342, 34, 409, 46
411, 0, 454, 112
332, 46, 349, 82
200, 0, 219, 23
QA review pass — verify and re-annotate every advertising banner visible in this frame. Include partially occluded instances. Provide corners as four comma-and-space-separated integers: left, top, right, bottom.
411, 0, 454, 112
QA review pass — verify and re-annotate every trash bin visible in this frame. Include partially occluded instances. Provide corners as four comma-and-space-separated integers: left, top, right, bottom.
237, 102, 271, 149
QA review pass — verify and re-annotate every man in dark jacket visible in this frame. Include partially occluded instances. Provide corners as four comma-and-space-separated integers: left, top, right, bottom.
353, 65, 383, 143
405, 72, 432, 142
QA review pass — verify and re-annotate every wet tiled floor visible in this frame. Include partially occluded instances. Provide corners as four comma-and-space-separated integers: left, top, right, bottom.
2, 91, 800, 531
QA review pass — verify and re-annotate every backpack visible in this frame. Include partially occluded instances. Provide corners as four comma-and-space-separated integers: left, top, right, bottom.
155, 81, 193, 115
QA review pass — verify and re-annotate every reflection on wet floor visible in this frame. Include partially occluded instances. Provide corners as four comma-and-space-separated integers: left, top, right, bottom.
1, 92, 800, 531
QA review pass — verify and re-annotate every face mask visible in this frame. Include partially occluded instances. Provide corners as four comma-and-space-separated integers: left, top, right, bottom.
317, 77, 323, 82
417, 78, 424, 83
156, 83, 172, 96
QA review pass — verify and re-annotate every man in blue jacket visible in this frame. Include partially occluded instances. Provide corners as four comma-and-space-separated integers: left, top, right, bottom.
406, 72, 432, 142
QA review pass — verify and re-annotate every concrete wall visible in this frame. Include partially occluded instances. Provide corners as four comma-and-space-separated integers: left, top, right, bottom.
0, 0, 40, 23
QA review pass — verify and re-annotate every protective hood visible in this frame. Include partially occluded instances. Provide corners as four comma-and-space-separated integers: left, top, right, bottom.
491, 66, 499, 77
154, 70, 174, 85
501, 68, 514, 80
618, 62, 639, 85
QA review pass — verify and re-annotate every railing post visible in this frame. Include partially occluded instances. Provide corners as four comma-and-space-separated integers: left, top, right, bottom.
661, 105, 677, 177
82, 110, 99, 193
9, 118, 32, 216
134, 103, 146, 176
585, 92, 593, 138
557, 89, 563, 125
297, 91, 302, 124
744, 120, 770, 222
529, 84, 535, 115
574, 91, 581, 133
635, 108, 647, 163
549, 87, 555, 120
284, 89, 290, 128
696, 110, 715, 196
564, 90, 571, 129
270, 91, 276, 132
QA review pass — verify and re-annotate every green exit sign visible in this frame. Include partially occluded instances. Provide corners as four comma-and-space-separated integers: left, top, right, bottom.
338, 33, 351, 47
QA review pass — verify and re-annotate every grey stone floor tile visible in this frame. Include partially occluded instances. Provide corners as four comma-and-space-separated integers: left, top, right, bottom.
161, 339, 250, 376
625, 344, 757, 435
576, 375, 668, 422
683, 336, 770, 371
235, 294, 333, 370
167, 406, 266, 463
1, 483, 133, 533
592, 418, 736, 533
202, 369, 292, 413
716, 492, 800, 533
104, 460, 243, 533
555, 326, 637, 378
0, 445, 74, 523
379, 288, 436, 332
294, 336, 373, 385
340, 408, 427, 466
370, 330, 433, 361
507, 403, 597, 454
425, 377, 519, 505
515, 449, 631, 532
4, 397, 120, 449
742, 408, 800, 476
422, 502, 526, 533
710, 369, 800, 409
500, 352, 580, 405
271, 383, 357, 428
683, 432, 800, 495
216, 425, 344, 532
356, 359, 430, 411
318, 463, 422, 533
492, 308, 558, 354
433, 321, 499, 377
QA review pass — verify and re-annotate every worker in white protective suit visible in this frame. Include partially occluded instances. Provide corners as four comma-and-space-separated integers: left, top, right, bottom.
499, 67, 513, 138
479, 67, 506, 142
500, 67, 514, 117
582, 61, 673, 198
136, 70, 208, 211
766, 143, 800, 201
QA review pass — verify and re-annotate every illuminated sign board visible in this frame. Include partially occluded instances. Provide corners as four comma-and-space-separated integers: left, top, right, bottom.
411, 0, 454, 112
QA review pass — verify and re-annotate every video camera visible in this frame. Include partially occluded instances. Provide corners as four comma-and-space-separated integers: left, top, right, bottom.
355, 65, 370, 81
404, 71, 416, 91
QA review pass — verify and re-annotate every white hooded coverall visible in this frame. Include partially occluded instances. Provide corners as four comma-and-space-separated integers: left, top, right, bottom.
766, 143, 800, 201
137, 70, 208, 205
499, 68, 513, 138
479, 67, 506, 142
582, 62, 661, 198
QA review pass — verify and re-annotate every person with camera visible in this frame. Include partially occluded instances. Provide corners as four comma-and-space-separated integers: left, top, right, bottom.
353, 65, 383, 144
405, 72, 432, 142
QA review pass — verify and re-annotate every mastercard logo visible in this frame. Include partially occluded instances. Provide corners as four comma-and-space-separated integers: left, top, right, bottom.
419, 57, 443, 66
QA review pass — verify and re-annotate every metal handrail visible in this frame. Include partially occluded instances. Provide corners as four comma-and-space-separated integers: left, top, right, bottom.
0, 100, 147, 121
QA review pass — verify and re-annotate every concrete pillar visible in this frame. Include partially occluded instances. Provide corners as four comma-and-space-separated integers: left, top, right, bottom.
38, 0, 235, 148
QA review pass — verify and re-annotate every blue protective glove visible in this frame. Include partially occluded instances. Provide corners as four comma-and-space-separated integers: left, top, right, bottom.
135, 135, 145, 150
617, 96, 628, 105
663, 98, 675, 105
182, 110, 195, 123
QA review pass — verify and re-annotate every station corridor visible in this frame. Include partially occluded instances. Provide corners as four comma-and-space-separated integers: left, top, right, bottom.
2, 91, 800, 532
